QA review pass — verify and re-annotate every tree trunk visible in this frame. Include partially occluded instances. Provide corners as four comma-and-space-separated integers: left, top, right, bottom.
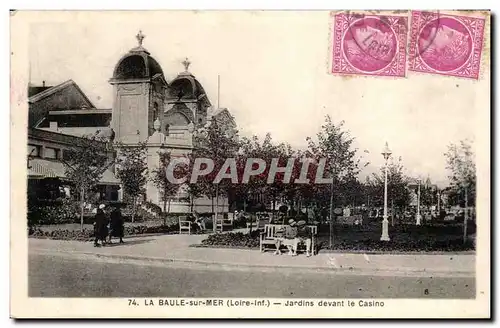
272, 196, 276, 221
131, 197, 137, 223
80, 186, 85, 232
329, 181, 334, 249
212, 196, 215, 213
214, 185, 219, 233
162, 192, 167, 226
463, 185, 468, 244
391, 199, 394, 226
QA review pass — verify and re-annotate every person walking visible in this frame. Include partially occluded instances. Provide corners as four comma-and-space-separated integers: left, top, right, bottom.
109, 206, 124, 244
94, 207, 107, 247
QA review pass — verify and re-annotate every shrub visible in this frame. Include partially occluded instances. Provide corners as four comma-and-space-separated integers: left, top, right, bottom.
124, 224, 178, 236
29, 228, 94, 241
321, 238, 475, 252
201, 231, 260, 248
28, 223, 180, 241
27, 198, 80, 226
142, 201, 162, 216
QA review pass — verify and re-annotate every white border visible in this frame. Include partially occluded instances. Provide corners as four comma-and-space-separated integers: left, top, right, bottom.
3, 0, 497, 327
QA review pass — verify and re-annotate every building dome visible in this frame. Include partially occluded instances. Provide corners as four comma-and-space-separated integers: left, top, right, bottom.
111, 31, 164, 80
166, 58, 211, 107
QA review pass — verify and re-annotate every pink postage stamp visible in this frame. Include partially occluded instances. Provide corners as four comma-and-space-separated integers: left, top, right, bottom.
331, 12, 408, 77
408, 11, 485, 79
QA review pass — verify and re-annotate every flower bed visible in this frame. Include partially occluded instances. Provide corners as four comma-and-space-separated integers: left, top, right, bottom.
29, 228, 95, 241
199, 224, 476, 253
201, 231, 261, 248
319, 238, 475, 253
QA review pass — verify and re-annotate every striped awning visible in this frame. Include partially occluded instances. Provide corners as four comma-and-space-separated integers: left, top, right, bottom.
27, 158, 120, 185
28, 160, 62, 178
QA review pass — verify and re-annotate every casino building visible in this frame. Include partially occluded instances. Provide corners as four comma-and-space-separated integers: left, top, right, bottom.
28, 31, 237, 214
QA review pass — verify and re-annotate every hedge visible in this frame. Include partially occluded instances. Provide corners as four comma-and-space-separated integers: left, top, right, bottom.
28, 224, 180, 241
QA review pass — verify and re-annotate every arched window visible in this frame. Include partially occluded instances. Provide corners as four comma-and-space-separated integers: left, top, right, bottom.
153, 102, 159, 122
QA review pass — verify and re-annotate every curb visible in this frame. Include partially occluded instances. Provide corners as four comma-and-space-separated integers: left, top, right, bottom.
31, 248, 476, 277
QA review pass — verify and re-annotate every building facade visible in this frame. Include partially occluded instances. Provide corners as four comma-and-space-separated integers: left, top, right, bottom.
27, 31, 237, 214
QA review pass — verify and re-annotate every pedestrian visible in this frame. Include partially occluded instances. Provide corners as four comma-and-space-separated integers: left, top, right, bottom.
93, 206, 107, 247
109, 206, 124, 244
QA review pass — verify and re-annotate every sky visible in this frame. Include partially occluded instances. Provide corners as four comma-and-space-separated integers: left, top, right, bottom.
26, 11, 489, 188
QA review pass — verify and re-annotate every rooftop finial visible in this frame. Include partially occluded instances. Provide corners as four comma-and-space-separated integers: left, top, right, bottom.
182, 57, 191, 72
136, 30, 145, 47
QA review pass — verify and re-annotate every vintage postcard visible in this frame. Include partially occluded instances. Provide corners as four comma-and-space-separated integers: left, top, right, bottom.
10, 10, 490, 319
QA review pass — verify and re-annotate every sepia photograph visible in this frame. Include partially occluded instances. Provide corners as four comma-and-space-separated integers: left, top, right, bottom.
10, 9, 490, 318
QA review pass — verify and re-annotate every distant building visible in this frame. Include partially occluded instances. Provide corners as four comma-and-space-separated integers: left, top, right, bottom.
407, 176, 438, 207
27, 127, 120, 203
29, 79, 111, 137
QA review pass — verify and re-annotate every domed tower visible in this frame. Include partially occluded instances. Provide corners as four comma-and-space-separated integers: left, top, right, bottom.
165, 58, 211, 129
109, 31, 168, 143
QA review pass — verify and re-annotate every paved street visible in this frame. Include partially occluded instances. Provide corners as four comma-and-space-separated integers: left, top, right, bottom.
28, 235, 476, 275
29, 253, 475, 298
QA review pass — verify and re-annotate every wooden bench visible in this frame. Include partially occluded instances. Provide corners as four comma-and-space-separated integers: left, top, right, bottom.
260, 224, 284, 252
337, 215, 363, 225
246, 216, 262, 230
179, 216, 191, 235
215, 214, 233, 232
260, 224, 318, 255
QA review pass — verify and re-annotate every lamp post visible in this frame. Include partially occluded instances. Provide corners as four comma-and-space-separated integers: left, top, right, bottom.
416, 178, 422, 226
380, 142, 391, 241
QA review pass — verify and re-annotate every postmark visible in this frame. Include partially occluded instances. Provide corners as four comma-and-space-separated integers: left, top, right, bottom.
331, 12, 408, 77
408, 11, 485, 79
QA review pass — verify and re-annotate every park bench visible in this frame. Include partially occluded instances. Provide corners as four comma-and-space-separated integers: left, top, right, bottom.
246, 212, 272, 230
336, 215, 363, 225
259, 224, 319, 255
215, 214, 233, 232
179, 216, 191, 235
260, 224, 284, 252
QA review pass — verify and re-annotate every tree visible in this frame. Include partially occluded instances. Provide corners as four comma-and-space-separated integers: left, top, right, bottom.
233, 134, 286, 212
420, 185, 437, 208
306, 116, 361, 248
61, 134, 115, 231
192, 120, 240, 232
368, 156, 411, 218
444, 139, 476, 243
115, 141, 148, 223
150, 149, 182, 225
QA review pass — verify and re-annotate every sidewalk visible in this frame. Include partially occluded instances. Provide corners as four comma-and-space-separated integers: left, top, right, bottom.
29, 234, 476, 277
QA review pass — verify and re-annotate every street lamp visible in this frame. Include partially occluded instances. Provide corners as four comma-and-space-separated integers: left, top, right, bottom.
416, 177, 422, 226
380, 142, 391, 241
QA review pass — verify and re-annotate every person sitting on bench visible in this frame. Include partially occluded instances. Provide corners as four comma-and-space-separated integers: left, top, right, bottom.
284, 219, 299, 256
193, 211, 207, 232
295, 220, 312, 257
